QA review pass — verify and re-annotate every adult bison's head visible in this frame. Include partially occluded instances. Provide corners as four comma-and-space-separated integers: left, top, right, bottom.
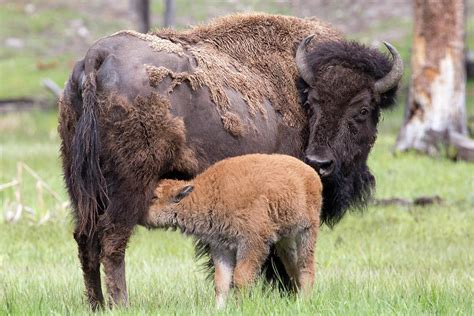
296, 37, 403, 226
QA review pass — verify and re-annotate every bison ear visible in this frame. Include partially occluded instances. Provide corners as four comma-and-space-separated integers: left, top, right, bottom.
173, 185, 194, 203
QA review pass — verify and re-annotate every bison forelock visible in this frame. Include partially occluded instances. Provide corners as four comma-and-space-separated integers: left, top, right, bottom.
302, 40, 399, 109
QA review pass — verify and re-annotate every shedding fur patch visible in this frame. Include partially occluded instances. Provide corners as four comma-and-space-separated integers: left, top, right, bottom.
221, 112, 246, 137
115, 30, 185, 56
96, 93, 199, 181
146, 65, 170, 86
146, 63, 249, 137
145, 64, 203, 93
145, 13, 343, 130
186, 45, 266, 117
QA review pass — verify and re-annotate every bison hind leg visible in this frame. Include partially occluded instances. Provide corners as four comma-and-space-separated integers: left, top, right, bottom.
73, 229, 104, 310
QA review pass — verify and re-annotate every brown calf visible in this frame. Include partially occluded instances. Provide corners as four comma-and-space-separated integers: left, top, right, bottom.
144, 154, 322, 307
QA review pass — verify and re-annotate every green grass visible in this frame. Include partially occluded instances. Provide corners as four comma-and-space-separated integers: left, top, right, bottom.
1, 207, 472, 315
0, 54, 73, 100
0, 3, 73, 98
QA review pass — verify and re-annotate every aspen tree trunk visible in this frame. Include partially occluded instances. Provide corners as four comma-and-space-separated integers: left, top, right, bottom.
396, 0, 469, 157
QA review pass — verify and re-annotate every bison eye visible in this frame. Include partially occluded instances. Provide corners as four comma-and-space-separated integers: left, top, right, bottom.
360, 108, 369, 116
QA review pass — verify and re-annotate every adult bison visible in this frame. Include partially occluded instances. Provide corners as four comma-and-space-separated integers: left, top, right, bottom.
58, 13, 402, 308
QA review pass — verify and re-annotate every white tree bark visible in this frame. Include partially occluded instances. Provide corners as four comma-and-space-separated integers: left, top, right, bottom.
396, 0, 468, 155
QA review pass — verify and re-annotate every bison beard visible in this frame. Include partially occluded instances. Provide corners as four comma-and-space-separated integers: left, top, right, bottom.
320, 163, 375, 227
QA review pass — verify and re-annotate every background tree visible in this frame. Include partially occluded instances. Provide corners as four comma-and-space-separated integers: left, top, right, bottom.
395, 0, 474, 161
164, 0, 175, 27
130, 0, 150, 33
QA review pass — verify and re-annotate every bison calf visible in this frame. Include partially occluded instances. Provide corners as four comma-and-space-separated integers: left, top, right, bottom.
144, 154, 322, 307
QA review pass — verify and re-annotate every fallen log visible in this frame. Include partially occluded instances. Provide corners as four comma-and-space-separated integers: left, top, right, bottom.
0, 98, 51, 113
373, 195, 443, 207
426, 129, 474, 162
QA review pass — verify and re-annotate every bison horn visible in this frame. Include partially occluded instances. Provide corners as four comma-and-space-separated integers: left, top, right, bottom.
374, 42, 404, 94
296, 35, 316, 84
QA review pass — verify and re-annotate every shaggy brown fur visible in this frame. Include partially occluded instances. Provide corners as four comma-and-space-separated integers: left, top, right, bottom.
144, 154, 322, 308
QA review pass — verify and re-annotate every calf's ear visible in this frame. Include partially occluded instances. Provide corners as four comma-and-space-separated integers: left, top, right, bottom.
173, 185, 194, 203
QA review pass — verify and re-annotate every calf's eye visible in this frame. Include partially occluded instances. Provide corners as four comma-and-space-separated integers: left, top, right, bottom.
360, 108, 369, 116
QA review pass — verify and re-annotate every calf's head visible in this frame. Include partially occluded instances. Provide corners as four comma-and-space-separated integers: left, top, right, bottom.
145, 179, 194, 227
296, 37, 403, 226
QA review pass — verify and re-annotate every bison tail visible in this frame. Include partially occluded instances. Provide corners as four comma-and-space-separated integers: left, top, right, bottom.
71, 70, 108, 236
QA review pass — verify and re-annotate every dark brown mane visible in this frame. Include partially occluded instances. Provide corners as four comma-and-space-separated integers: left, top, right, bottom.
154, 13, 340, 52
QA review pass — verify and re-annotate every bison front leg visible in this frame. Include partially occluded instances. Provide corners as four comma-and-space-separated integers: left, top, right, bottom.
99, 216, 133, 307
73, 230, 104, 310
211, 248, 236, 309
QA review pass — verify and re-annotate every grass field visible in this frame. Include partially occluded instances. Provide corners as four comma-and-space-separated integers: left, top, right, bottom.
1, 102, 473, 315
1, 2, 474, 315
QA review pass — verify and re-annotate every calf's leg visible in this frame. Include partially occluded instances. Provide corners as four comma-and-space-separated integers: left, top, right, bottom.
295, 227, 317, 295
233, 239, 270, 292
73, 229, 104, 310
211, 248, 236, 309
275, 237, 299, 292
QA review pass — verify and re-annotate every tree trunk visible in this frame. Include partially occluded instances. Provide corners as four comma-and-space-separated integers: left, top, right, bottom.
129, 0, 150, 33
163, 0, 175, 28
396, 0, 468, 156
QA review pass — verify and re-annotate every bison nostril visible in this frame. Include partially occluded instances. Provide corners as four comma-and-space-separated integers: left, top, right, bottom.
304, 155, 335, 177
317, 159, 333, 169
